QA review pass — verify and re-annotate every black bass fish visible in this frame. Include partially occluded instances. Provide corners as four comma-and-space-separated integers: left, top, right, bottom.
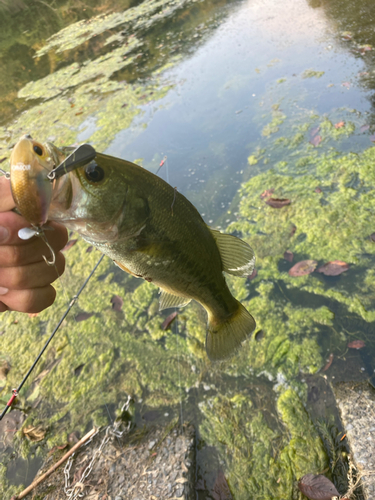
9, 135, 256, 361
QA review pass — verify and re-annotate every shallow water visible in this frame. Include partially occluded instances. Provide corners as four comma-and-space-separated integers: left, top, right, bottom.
1, 0, 375, 498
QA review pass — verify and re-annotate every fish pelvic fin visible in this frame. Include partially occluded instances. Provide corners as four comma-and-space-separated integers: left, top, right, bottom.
159, 289, 191, 311
206, 301, 255, 361
209, 228, 255, 277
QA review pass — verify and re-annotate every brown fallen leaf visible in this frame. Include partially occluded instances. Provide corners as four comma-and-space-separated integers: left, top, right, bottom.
247, 268, 257, 280
298, 474, 339, 500
315, 187, 322, 193
161, 311, 178, 330
62, 239, 78, 252
290, 224, 297, 236
288, 260, 317, 277
316, 260, 349, 276
0, 360, 11, 380
310, 126, 320, 137
86, 245, 93, 253
310, 135, 322, 146
322, 353, 334, 372
75, 312, 94, 322
348, 340, 365, 349
334, 121, 345, 129
283, 251, 293, 262
111, 295, 123, 312
265, 198, 291, 208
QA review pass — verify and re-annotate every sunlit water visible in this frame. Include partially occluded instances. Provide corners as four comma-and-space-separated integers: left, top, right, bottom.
0, 0, 375, 497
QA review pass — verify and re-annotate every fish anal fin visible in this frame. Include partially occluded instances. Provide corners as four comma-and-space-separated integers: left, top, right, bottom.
159, 289, 191, 311
206, 301, 255, 361
210, 228, 255, 277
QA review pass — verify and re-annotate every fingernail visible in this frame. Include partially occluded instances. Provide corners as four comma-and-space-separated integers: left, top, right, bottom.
0, 226, 9, 243
0, 287, 9, 295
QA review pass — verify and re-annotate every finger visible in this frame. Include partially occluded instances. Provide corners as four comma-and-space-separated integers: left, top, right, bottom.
0, 211, 68, 247
0, 177, 15, 212
0, 224, 68, 268
0, 285, 57, 313
0, 252, 65, 290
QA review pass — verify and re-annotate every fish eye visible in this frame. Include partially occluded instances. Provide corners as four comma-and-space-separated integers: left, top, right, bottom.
85, 162, 105, 183
33, 144, 43, 156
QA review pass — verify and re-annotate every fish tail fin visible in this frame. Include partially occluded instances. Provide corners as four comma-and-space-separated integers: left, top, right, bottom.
206, 301, 255, 361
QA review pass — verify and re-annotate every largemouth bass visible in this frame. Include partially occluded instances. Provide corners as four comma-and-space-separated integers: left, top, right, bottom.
9, 135, 256, 361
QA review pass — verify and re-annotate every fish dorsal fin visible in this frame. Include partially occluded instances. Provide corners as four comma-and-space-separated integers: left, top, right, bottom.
159, 289, 191, 311
210, 228, 255, 277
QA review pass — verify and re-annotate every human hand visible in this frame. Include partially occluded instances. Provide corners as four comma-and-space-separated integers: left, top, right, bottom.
0, 176, 68, 313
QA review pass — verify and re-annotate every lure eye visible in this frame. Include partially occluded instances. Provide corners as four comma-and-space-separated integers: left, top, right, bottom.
85, 162, 105, 183
33, 145, 43, 156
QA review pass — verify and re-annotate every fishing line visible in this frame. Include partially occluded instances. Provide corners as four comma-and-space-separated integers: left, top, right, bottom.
0, 254, 105, 421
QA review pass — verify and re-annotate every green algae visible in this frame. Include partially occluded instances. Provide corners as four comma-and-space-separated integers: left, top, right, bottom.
302, 69, 325, 79
199, 388, 328, 500
35, 0, 202, 57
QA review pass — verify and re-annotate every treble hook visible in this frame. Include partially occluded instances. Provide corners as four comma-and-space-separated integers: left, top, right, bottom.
18, 226, 56, 266
41, 238, 56, 266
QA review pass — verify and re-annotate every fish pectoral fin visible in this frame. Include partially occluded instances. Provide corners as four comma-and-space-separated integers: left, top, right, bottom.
114, 260, 141, 278
209, 228, 255, 277
159, 289, 191, 311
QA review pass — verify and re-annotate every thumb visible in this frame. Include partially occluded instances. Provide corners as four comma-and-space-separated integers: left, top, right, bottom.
0, 176, 16, 212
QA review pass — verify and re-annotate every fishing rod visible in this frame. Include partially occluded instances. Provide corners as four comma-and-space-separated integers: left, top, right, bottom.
0, 254, 104, 420
0, 144, 100, 420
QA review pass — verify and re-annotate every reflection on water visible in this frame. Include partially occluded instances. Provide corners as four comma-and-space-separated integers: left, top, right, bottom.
0, 0, 375, 497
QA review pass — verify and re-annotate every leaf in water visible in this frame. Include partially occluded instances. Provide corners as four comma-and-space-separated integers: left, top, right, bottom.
298, 473, 339, 500
111, 295, 123, 312
316, 260, 349, 276
334, 121, 345, 129
310, 126, 320, 137
310, 135, 322, 146
161, 311, 178, 330
0, 360, 11, 380
260, 188, 274, 199
75, 312, 94, 322
74, 364, 85, 377
23, 424, 47, 442
360, 124, 370, 132
265, 198, 291, 208
288, 260, 317, 277
283, 251, 293, 262
348, 340, 365, 349
248, 268, 257, 280
211, 470, 233, 500
370, 135, 375, 143
322, 353, 334, 372
62, 239, 78, 251
342, 81, 351, 88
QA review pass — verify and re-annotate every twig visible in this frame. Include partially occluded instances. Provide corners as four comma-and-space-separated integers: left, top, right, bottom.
12, 427, 97, 499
